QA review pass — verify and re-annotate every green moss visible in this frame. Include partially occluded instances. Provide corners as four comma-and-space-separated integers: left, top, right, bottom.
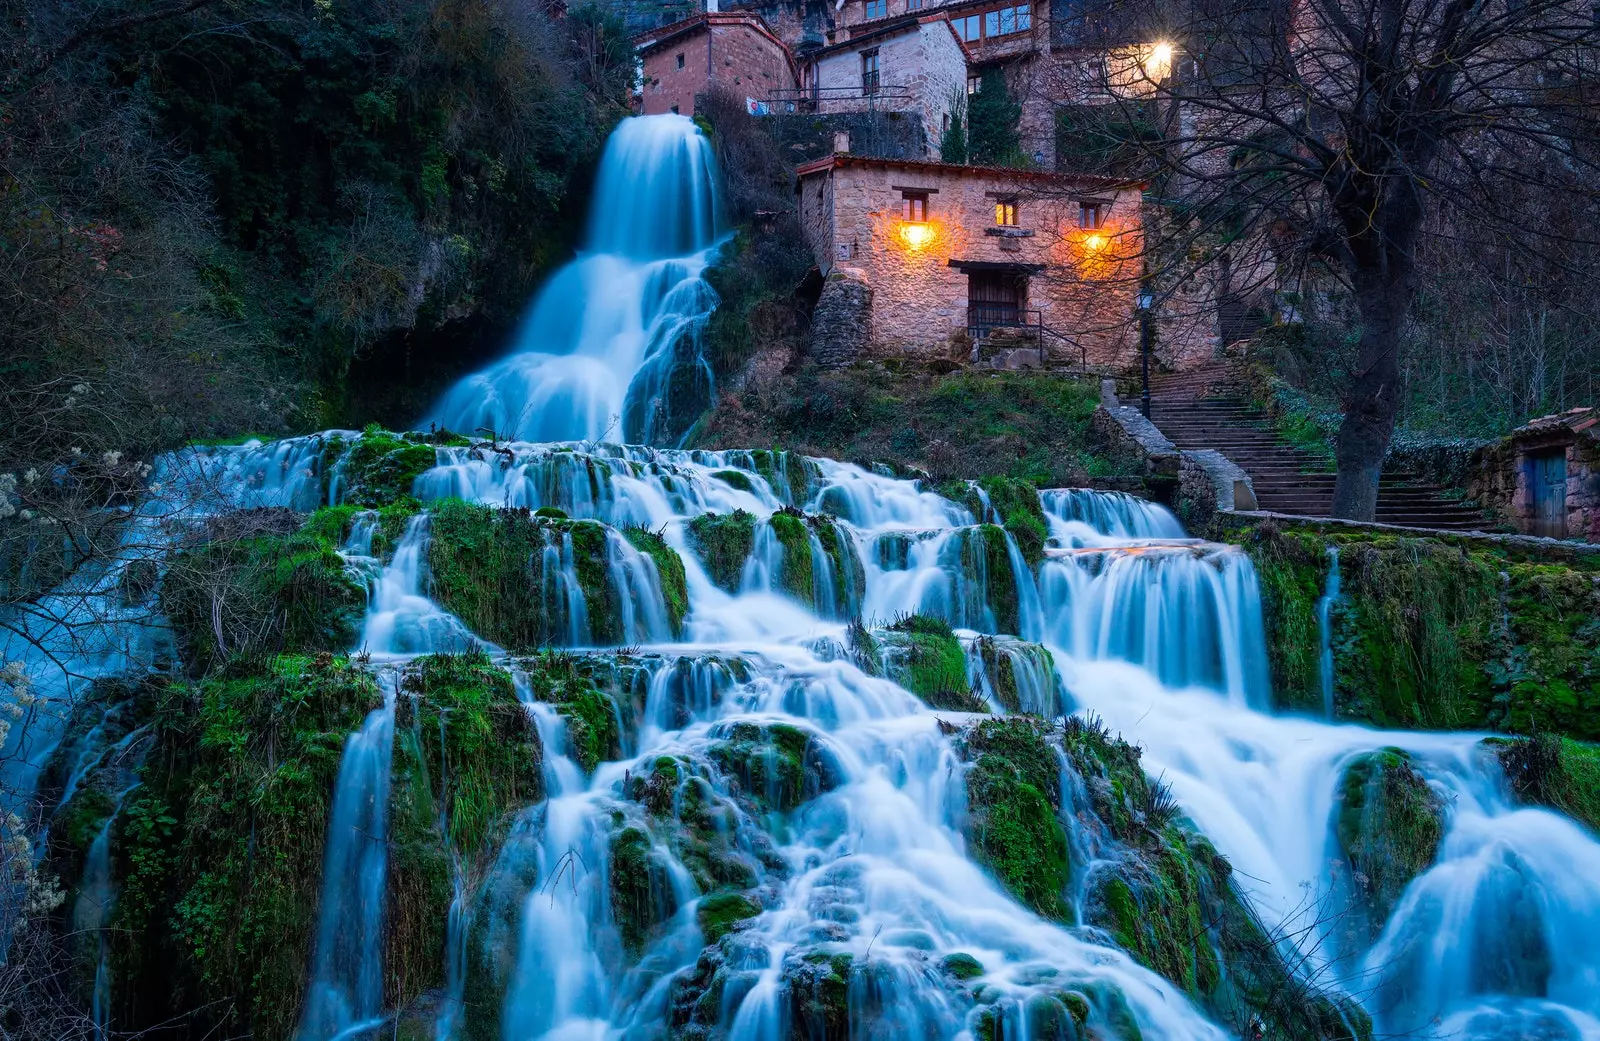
713, 469, 755, 493
610, 825, 667, 955
961, 718, 1070, 921
708, 721, 836, 813
427, 499, 633, 648
108, 655, 381, 1039
972, 476, 1049, 567
971, 636, 1062, 715
879, 614, 984, 712
963, 524, 1021, 636
1223, 522, 1600, 738
517, 652, 620, 773
940, 952, 985, 981
1495, 734, 1600, 834
783, 949, 855, 1040
160, 515, 367, 673
696, 891, 761, 944
685, 509, 758, 593
622, 525, 690, 635
337, 425, 439, 507
1332, 749, 1445, 940
769, 508, 815, 604
301, 502, 418, 560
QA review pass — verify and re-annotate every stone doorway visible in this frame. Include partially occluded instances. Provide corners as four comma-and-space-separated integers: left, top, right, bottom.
1529, 449, 1568, 538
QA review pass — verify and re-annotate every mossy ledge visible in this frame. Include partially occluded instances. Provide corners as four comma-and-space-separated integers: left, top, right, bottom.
876, 613, 986, 713
1221, 521, 1600, 738
1330, 748, 1446, 949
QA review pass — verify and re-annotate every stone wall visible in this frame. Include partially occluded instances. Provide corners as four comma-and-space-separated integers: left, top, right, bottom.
1468, 409, 1600, 542
764, 110, 928, 163
641, 17, 798, 116
797, 158, 1142, 365
809, 268, 875, 366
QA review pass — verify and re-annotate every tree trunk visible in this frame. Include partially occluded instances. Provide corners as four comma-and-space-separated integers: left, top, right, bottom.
1331, 274, 1409, 521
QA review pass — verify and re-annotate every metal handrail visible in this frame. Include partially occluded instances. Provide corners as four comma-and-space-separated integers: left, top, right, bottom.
761, 84, 915, 103
968, 307, 1088, 371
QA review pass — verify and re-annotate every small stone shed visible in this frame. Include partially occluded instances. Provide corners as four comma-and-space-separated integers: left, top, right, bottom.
636, 13, 799, 117
1473, 406, 1600, 541
795, 153, 1142, 366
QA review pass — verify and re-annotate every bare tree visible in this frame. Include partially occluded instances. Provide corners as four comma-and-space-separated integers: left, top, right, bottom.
1073, 0, 1600, 518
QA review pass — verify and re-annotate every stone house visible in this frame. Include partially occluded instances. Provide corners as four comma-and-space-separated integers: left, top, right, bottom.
1472, 407, 1600, 542
796, 153, 1142, 366
636, 12, 799, 117
804, 16, 969, 157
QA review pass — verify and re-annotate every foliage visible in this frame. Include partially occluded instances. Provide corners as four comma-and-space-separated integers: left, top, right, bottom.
160, 511, 367, 674
685, 510, 758, 594
622, 526, 690, 635
106, 655, 380, 1039
877, 614, 985, 713
335, 426, 440, 508
693, 366, 1126, 488
1496, 734, 1600, 834
517, 652, 619, 773
1331, 749, 1445, 944
426, 499, 626, 648
960, 718, 1071, 921
1054, 101, 1160, 176
1223, 522, 1600, 737
965, 68, 1026, 169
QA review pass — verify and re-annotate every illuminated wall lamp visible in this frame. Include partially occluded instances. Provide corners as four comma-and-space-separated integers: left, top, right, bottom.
899, 221, 935, 250
1083, 233, 1107, 252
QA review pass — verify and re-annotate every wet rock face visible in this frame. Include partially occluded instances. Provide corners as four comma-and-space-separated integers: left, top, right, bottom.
1332, 748, 1447, 944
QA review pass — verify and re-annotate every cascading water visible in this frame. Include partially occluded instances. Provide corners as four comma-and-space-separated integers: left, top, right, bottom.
1318, 544, 1343, 718
426, 115, 723, 445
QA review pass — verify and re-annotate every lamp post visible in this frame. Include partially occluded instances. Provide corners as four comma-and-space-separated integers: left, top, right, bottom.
1137, 288, 1154, 418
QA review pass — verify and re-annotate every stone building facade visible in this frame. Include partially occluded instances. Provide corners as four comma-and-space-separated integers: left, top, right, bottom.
637, 13, 799, 117
808, 18, 969, 158
796, 154, 1142, 365
1472, 408, 1600, 542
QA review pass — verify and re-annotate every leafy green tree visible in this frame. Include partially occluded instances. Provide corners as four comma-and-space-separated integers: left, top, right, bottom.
966, 68, 1025, 167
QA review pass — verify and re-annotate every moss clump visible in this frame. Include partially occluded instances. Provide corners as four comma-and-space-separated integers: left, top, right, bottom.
972, 635, 1065, 715
962, 524, 1022, 636
940, 952, 985, 981
685, 509, 757, 593
811, 514, 865, 614
768, 508, 815, 604
970, 476, 1050, 567
160, 512, 367, 674
622, 753, 778, 896
517, 652, 620, 773
1331, 749, 1445, 941
879, 614, 985, 712
712, 469, 755, 493
622, 525, 690, 635
783, 949, 855, 1041
336, 425, 439, 507
609, 824, 677, 956
427, 499, 632, 648
107, 655, 381, 1040
1224, 522, 1600, 738
696, 891, 761, 944
961, 718, 1070, 921
707, 721, 838, 813
301, 502, 417, 560
1495, 733, 1600, 834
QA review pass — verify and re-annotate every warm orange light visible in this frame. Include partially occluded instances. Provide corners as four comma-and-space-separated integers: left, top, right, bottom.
1083, 233, 1107, 252
899, 221, 935, 249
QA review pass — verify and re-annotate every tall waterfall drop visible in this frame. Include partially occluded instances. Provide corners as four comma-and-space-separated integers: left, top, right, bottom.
426, 115, 722, 445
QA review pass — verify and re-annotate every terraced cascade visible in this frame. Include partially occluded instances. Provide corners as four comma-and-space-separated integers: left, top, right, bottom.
9, 113, 1600, 1041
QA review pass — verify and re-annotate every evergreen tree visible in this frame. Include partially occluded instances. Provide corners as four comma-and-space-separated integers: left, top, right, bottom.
966, 68, 1024, 167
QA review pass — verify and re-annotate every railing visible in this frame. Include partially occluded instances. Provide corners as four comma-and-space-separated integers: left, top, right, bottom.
759, 83, 914, 113
967, 307, 1088, 371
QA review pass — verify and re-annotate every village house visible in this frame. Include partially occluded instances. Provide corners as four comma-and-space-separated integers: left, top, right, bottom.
796, 154, 1143, 366
1472, 407, 1600, 542
636, 11, 799, 117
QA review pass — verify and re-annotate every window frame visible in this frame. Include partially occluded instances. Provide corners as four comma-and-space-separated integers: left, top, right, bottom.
864, 0, 888, 19
995, 198, 1018, 227
901, 190, 930, 222
675, 52, 685, 69
861, 48, 881, 95
1078, 201, 1104, 229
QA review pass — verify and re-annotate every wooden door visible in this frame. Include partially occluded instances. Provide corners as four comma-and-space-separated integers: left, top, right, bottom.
1530, 450, 1567, 538
968, 271, 1023, 336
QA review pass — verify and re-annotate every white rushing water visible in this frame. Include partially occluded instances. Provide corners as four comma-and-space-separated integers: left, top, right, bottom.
13, 113, 1599, 1041
426, 115, 723, 445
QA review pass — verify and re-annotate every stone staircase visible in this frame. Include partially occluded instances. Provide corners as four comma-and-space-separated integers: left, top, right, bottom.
1144, 362, 1487, 530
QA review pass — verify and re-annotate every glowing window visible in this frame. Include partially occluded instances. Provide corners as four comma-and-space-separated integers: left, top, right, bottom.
902, 191, 929, 221
995, 199, 1017, 226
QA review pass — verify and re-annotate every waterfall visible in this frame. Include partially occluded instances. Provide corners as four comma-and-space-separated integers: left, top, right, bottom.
359, 514, 483, 656
297, 673, 399, 1041
426, 115, 723, 445
1317, 544, 1343, 718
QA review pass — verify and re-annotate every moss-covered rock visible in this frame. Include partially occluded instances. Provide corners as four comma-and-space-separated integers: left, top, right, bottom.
968, 476, 1050, 567
696, 890, 761, 944
877, 614, 986, 712
609, 823, 681, 956
707, 720, 840, 813
105, 655, 382, 1040
160, 511, 367, 673
686, 509, 757, 593
962, 524, 1022, 636
517, 652, 620, 773
970, 635, 1065, 716
1223, 522, 1600, 738
333, 425, 439, 507
427, 499, 640, 648
301, 501, 418, 561
769, 508, 815, 604
1494, 733, 1600, 833
960, 717, 1071, 921
622, 525, 690, 635
782, 948, 856, 1041
1331, 749, 1445, 943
